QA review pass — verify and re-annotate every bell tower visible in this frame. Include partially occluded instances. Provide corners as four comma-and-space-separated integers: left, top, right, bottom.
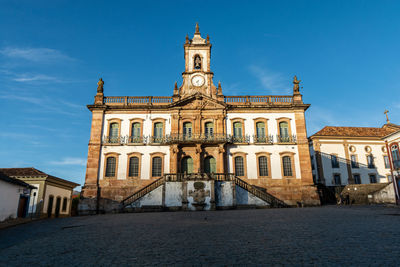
177, 23, 218, 99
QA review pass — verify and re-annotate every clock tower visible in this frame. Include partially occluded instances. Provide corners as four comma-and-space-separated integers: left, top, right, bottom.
176, 23, 219, 99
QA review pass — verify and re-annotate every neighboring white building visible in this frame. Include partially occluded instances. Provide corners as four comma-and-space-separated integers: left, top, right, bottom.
0, 171, 34, 221
0, 168, 79, 218
382, 124, 400, 204
309, 124, 399, 186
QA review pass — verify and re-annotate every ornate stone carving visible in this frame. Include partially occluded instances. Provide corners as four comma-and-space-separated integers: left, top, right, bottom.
189, 182, 210, 205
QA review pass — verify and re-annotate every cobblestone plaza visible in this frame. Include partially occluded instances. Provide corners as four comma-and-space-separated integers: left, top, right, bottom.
0, 206, 399, 266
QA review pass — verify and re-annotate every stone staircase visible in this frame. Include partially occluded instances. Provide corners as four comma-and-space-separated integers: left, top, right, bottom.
120, 174, 289, 209
234, 177, 289, 208
120, 177, 165, 209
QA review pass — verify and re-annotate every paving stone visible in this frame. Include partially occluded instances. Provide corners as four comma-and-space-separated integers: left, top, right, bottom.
0, 206, 399, 266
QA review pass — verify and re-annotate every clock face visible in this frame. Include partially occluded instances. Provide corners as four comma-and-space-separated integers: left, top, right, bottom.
191, 75, 205, 87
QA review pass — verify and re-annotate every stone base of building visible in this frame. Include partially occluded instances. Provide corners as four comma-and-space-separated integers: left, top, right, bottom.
266, 185, 321, 206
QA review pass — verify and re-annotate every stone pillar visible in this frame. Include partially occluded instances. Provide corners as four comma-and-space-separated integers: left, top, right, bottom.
195, 144, 202, 173
343, 142, 354, 184
170, 144, 179, 173
294, 111, 313, 185
81, 108, 105, 199
218, 144, 225, 173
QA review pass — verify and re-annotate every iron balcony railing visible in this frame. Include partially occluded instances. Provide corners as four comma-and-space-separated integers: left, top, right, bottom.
276, 135, 297, 143
127, 136, 147, 144
231, 135, 251, 143
165, 134, 231, 144
103, 134, 297, 145
103, 136, 126, 144
253, 135, 274, 144
164, 173, 235, 182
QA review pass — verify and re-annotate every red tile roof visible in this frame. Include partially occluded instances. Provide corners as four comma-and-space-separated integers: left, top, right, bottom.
0, 167, 47, 177
311, 126, 396, 138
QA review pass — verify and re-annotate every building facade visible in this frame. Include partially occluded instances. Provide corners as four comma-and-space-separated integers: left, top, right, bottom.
309, 125, 399, 187
0, 168, 79, 218
0, 171, 34, 221
383, 123, 400, 203
81, 25, 320, 211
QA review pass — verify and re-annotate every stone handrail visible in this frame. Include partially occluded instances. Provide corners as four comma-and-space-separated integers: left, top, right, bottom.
102, 95, 293, 106
121, 177, 165, 207
102, 134, 297, 145
234, 176, 290, 208
104, 96, 173, 105
224, 95, 293, 105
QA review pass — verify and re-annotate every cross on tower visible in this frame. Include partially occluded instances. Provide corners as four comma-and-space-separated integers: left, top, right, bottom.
384, 110, 390, 123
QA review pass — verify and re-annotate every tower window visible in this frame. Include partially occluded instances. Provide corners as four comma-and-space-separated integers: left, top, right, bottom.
194, 55, 201, 70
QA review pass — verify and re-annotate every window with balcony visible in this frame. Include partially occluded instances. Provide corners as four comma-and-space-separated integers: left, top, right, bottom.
279, 121, 290, 142
331, 154, 339, 168
233, 122, 243, 139
109, 122, 119, 143
130, 122, 141, 143
205, 122, 214, 138
255, 122, 266, 142
152, 122, 164, 143
183, 122, 192, 139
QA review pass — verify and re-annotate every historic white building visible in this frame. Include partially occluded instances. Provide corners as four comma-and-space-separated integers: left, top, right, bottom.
382, 121, 400, 203
309, 124, 399, 186
81, 24, 319, 212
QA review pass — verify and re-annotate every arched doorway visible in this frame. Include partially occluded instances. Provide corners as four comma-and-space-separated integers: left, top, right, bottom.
204, 156, 216, 174
55, 197, 61, 218
47, 196, 54, 218
181, 156, 193, 174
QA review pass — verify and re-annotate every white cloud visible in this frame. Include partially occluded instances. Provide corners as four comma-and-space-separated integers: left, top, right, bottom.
0, 47, 75, 63
248, 65, 291, 94
50, 157, 87, 166
12, 74, 60, 82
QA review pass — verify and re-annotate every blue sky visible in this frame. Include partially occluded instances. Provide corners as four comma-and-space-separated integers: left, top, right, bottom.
1, 0, 399, 188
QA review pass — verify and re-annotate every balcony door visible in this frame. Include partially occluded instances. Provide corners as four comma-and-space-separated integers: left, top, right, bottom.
204, 156, 216, 174
181, 156, 193, 174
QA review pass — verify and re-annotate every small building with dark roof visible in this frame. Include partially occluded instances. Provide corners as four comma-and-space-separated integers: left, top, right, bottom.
0, 168, 79, 218
0, 170, 35, 221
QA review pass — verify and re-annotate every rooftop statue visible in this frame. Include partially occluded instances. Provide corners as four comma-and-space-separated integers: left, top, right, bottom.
97, 78, 104, 93
293, 75, 301, 93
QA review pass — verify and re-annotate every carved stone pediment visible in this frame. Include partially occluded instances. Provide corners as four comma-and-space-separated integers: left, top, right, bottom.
170, 93, 226, 110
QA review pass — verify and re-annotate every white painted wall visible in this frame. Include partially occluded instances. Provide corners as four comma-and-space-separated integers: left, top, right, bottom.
165, 182, 182, 207
27, 183, 40, 214
44, 185, 72, 215
0, 180, 25, 221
